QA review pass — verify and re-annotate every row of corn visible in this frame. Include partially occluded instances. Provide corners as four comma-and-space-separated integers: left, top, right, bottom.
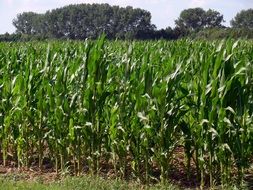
0, 37, 252, 188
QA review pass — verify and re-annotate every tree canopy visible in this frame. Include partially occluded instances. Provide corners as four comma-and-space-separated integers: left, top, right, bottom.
231, 9, 253, 29
13, 3, 155, 39
175, 8, 224, 33
9, 4, 253, 41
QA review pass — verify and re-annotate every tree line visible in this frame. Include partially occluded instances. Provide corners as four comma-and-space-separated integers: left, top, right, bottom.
1, 4, 253, 41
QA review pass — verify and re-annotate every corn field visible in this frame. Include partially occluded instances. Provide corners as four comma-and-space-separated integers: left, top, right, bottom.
0, 37, 252, 188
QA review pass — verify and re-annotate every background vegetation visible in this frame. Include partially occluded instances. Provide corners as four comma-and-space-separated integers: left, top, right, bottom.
1, 5, 253, 41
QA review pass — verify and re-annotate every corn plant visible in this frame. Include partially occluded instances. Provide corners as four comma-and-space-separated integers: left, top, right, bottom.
0, 39, 252, 189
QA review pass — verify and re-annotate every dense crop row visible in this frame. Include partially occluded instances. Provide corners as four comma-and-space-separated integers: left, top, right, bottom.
0, 38, 252, 188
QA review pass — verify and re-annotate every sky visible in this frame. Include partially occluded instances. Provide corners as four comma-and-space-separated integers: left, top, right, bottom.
0, 0, 252, 34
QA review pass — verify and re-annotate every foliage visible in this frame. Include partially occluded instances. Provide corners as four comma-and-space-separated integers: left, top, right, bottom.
0, 39, 252, 189
192, 28, 253, 40
8, 5, 253, 41
0, 33, 21, 42
231, 9, 253, 29
12, 4, 155, 40
175, 8, 224, 34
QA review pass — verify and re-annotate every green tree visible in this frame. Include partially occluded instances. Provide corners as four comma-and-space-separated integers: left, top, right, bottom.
205, 9, 224, 28
175, 8, 224, 33
231, 9, 253, 29
13, 12, 40, 34
12, 3, 155, 40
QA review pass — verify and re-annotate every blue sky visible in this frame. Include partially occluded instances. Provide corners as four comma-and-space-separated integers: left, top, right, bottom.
0, 0, 252, 34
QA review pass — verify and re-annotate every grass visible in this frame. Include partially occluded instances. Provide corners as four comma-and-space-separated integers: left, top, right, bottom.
0, 174, 180, 190
0, 172, 251, 190
0, 172, 250, 190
